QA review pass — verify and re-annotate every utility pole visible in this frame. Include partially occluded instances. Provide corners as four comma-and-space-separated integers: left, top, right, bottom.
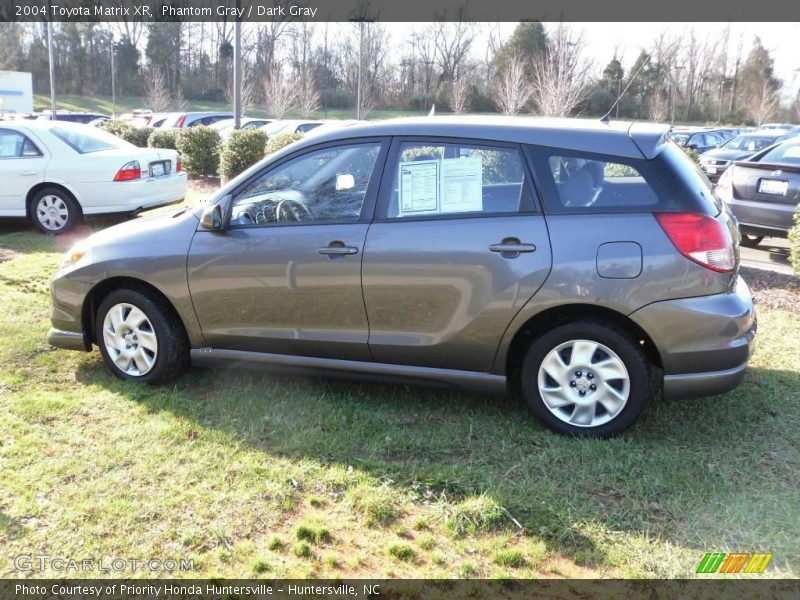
233, 17, 242, 129
47, 20, 56, 117
110, 38, 116, 118
349, 17, 373, 120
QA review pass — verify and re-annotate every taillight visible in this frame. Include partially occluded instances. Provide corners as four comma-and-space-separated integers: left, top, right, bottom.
176, 158, 183, 172
655, 213, 735, 273
176, 114, 187, 128
113, 161, 141, 182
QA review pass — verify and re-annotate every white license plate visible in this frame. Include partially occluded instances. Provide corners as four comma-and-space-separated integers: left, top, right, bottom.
150, 162, 166, 177
705, 166, 717, 174
758, 179, 788, 195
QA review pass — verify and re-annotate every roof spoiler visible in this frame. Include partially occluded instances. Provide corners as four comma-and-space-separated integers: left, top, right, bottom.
628, 122, 671, 159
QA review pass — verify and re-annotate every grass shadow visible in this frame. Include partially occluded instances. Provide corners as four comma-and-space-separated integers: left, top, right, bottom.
74, 357, 800, 571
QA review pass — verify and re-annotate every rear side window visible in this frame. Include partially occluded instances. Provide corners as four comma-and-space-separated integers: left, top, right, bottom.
527, 146, 670, 213
757, 141, 800, 165
384, 141, 531, 219
0, 128, 42, 158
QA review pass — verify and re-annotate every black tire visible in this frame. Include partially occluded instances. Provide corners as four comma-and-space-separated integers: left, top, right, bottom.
520, 320, 653, 438
740, 233, 764, 248
95, 288, 189, 384
30, 186, 81, 235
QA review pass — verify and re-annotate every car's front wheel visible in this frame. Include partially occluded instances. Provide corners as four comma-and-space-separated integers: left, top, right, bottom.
31, 187, 81, 235
96, 288, 189, 384
521, 320, 653, 437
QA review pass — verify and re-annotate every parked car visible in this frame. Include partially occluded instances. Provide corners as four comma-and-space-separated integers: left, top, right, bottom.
47, 117, 755, 437
147, 112, 180, 128
160, 112, 234, 129
212, 117, 273, 140
669, 128, 728, 153
36, 111, 110, 125
698, 132, 791, 181
0, 121, 186, 234
758, 123, 794, 131
716, 137, 800, 246
260, 119, 325, 137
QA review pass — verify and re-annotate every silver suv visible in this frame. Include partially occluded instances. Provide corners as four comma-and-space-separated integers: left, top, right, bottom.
48, 117, 756, 437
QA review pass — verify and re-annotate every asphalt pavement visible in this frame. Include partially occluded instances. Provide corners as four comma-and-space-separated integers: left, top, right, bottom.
739, 237, 794, 274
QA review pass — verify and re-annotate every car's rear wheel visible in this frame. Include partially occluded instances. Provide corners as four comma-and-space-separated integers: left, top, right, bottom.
740, 233, 764, 248
520, 320, 652, 437
96, 288, 189, 384
31, 187, 81, 235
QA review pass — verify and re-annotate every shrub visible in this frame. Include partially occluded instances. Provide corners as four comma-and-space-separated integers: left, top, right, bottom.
100, 119, 153, 147
294, 523, 331, 545
265, 132, 303, 158
148, 128, 179, 151
219, 129, 267, 180
789, 206, 800, 274
175, 126, 221, 177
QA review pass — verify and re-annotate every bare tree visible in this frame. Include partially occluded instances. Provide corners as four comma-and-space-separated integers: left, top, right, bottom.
263, 64, 297, 119
144, 67, 172, 112
225, 72, 259, 115
647, 87, 670, 121
530, 25, 592, 118
493, 55, 532, 116
449, 71, 471, 114
432, 12, 475, 83
172, 84, 187, 111
296, 75, 321, 118
746, 79, 779, 126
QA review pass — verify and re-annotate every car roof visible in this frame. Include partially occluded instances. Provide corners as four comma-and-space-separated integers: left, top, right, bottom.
293, 116, 670, 159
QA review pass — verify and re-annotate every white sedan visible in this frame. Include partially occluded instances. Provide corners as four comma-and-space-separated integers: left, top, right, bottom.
0, 121, 187, 234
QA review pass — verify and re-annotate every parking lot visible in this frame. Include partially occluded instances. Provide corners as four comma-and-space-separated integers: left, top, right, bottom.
740, 238, 793, 275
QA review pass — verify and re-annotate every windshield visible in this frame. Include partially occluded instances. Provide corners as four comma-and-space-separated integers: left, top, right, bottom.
50, 126, 130, 154
722, 135, 777, 152
757, 141, 800, 165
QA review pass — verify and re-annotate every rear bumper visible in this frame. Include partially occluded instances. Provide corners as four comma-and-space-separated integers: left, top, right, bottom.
80, 173, 188, 215
630, 275, 756, 399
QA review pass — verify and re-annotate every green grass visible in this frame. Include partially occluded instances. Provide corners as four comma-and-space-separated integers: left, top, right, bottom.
33, 94, 422, 121
0, 190, 799, 578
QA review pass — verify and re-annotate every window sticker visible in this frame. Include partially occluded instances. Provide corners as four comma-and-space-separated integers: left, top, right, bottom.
440, 155, 482, 213
398, 159, 439, 215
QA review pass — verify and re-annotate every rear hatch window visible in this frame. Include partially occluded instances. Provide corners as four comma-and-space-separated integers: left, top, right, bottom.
653, 142, 722, 216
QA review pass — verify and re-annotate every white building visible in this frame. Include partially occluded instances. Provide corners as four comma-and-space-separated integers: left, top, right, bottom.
0, 71, 34, 114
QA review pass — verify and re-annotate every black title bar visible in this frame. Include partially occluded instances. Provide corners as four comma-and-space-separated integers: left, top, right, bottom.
2, 0, 800, 22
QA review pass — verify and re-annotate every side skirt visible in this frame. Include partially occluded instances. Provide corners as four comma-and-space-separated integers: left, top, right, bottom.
190, 348, 507, 395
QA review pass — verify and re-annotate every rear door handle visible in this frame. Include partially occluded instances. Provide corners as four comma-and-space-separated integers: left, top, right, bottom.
489, 239, 536, 257
19, 170, 38, 176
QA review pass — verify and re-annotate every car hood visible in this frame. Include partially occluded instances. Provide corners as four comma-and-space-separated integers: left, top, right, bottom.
702, 148, 752, 161
83, 206, 198, 248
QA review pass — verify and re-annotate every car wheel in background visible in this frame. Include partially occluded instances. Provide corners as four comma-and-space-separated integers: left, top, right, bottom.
96, 288, 189, 384
740, 234, 764, 248
521, 320, 653, 438
30, 187, 81, 235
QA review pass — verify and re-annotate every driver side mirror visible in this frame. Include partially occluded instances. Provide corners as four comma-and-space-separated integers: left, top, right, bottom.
200, 195, 231, 231
335, 173, 355, 192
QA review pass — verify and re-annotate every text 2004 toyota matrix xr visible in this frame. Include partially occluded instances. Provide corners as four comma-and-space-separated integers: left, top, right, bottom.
48, 117, 756, 437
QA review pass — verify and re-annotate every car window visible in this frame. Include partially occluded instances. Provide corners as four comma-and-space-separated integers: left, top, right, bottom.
297, 123, 322, 133
384, 141, 528, 219
50, 126, 128, 153
0, 128, 42, 158
528, 146, 671, 213
230, 142, 381, 226
757, 142, 800, 166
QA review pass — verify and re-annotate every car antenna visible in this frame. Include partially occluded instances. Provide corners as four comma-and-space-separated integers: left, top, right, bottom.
601, 54, 652, 124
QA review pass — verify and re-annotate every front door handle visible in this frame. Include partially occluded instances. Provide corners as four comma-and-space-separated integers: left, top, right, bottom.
317, 242, 359, 257
19, 170, 38, 176
489, 239, 536, 258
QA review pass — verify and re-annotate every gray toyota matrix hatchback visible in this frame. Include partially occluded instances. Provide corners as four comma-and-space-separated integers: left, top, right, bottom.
48, 117, 756, 437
